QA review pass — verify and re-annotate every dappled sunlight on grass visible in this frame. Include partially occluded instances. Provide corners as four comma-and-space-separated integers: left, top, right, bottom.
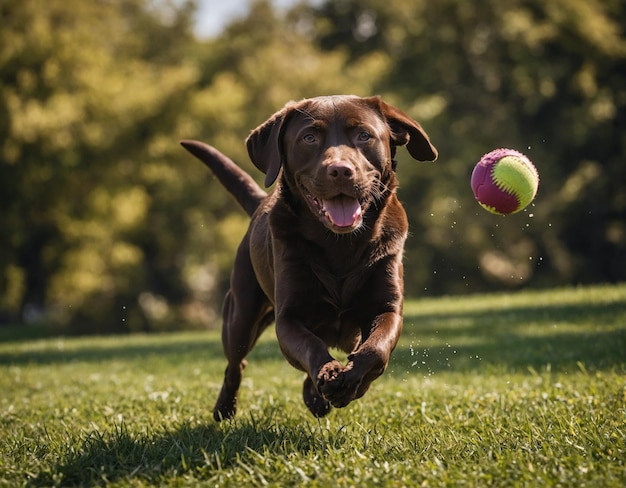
1, 285, 625, 486
397, 284, 626, 376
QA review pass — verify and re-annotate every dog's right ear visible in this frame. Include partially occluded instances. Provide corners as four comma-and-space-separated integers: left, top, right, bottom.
363, 96, 438, 163
246, 105, 293, 187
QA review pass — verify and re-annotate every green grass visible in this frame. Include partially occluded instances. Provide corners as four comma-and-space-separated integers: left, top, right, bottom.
1, 284, 625, 487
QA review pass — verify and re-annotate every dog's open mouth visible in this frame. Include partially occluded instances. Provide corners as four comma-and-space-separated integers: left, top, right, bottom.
303, 191, 364, 233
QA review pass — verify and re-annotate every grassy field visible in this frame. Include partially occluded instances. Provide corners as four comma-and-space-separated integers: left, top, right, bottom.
1, 284, 625, 487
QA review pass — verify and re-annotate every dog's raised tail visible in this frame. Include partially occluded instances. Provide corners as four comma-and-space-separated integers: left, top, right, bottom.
180, 140, 266, 217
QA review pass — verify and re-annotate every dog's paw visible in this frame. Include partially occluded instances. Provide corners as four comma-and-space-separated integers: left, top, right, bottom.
213, 393, 237, 422
317, 360, 344, 384
303, 376, 331, 417
316, 360, 359, 408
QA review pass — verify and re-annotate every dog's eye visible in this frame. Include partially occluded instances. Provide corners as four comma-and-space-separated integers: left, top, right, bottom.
303, 134, 316, 143
357, 131, 372, 142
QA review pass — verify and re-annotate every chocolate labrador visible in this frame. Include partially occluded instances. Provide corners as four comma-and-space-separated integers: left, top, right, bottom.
181, 95, 437, 420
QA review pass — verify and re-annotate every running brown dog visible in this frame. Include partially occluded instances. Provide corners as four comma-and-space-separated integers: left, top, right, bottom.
181, 95, 437, 420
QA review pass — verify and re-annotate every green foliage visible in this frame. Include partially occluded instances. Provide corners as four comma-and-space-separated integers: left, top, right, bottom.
0, 0, 204, 331
1, 0, 625, 331
1, 285, 625, 486
310, 0, 626, 296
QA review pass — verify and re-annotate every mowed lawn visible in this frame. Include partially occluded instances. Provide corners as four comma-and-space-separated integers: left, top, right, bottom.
1, 285, 625, 487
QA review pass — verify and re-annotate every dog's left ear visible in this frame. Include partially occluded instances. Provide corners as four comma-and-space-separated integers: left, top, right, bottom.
246, 102, 297, 187
367, 97, 438, 162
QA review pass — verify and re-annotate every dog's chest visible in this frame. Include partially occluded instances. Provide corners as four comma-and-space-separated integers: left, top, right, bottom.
308, 258, 369, 310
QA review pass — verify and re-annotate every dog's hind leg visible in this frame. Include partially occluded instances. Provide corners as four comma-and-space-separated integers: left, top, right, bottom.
213, 239, 273, 421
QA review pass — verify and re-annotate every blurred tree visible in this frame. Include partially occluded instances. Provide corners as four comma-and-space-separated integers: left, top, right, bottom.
1, 0, 624, 335
0, 0, 390, 333
309, 0, 626, 296
0, 0, 202, 331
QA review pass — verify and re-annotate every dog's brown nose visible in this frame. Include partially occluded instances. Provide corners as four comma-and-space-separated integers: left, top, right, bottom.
327, 161, 355, 181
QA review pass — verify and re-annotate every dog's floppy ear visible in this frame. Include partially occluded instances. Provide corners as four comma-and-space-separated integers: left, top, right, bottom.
369, 97, 438, 162
246, 103, 296, 187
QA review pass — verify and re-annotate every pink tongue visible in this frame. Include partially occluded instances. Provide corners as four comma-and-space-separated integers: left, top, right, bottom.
323, 195, 362, 227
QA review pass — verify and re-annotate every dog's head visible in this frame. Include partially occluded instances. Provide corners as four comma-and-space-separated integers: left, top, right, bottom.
246, 95, 437, 234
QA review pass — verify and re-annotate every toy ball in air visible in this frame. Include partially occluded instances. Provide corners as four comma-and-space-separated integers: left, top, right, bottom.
471, 148, 539, 215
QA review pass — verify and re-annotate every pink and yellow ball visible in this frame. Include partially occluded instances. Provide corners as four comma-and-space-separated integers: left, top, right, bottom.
471, 148, 539, 215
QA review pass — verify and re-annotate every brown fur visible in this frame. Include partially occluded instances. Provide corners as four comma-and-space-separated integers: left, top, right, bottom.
181, 95, 437, 420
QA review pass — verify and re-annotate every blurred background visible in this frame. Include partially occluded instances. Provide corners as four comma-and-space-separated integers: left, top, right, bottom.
1, 0, 624, 334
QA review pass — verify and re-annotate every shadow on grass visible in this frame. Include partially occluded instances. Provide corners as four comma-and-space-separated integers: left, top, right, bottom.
3, 299, 625, 374
31, 414, 330, 486
390, 327, 626, 376
0, 337, 220, 367
392, 300, 626, 375
0, 332, 282, 367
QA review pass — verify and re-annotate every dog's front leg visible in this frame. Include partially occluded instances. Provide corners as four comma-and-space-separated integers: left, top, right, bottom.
317, 310, 403, 408
321, 250, 405, 408
274, 316, 346, 416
